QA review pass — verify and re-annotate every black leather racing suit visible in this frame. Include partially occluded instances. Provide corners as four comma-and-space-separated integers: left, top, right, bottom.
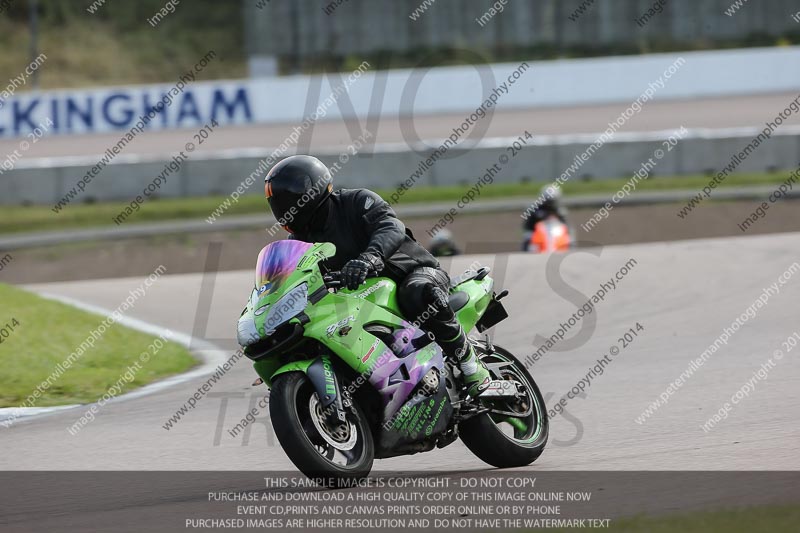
289, 189, 469, 359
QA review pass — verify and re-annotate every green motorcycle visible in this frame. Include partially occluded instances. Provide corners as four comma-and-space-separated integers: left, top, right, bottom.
237, 240, 548, 484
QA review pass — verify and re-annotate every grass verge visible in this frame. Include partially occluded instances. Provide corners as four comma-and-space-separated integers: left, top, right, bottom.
0, 283, 196, 407
2, 170, 793, 235
0, 2, 244, 89
540, 504, 800, 532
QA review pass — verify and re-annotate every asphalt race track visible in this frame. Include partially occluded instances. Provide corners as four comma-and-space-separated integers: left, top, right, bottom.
2, 92, 798, 159
3, 231, 799, 474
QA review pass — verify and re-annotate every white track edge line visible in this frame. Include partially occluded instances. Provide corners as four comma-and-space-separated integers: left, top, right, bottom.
0, 292, 231, 425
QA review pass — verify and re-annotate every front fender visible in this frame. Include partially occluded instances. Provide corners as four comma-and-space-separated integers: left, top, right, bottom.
256, 355, 346, 423
254, 358, 313, 388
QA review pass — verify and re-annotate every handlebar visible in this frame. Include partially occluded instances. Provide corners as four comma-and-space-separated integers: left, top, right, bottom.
323, 272, 344, 288
322, 269, 379, 290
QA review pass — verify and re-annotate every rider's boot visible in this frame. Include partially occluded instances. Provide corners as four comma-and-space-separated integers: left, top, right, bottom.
441, 328, 491, 397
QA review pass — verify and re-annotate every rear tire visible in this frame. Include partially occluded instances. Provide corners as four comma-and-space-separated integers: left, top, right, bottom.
270, 372, 374, 485
459, 343, 548, 468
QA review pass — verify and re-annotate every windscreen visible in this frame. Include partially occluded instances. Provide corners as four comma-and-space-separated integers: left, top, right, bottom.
254, 240, 313, 296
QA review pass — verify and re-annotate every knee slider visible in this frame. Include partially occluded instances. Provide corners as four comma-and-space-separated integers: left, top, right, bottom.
428, 286, 450, 311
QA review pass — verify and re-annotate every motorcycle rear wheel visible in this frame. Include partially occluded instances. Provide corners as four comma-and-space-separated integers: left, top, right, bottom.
270, 372, 374, 485
459, 342, 549, 468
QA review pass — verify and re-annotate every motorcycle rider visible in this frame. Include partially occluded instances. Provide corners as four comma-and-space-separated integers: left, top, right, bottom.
522, 183, 569, 251
428, 229, 461, 257
264, 155, 491, 397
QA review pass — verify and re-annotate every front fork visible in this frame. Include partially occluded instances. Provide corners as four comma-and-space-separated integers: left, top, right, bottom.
305, 354, 348, 427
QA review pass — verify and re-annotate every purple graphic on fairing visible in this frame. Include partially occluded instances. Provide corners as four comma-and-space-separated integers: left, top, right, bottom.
254, 241, 313, 295
388, 324, 429, 358
368, 321, 445, 420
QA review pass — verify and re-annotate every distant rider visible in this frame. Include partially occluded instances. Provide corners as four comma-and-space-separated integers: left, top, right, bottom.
522, 183, 570, 252
428, 229, 461, 257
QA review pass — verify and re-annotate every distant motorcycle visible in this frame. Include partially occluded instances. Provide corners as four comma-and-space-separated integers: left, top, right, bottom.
237, 240, 548, 484
526, 216, 571, 253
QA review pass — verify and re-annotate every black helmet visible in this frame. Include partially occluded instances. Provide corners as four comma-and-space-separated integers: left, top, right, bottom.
264, 155, 333, 233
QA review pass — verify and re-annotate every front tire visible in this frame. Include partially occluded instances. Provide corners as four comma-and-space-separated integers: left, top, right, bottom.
459, 343, 548, 468
270, 372, 374, 485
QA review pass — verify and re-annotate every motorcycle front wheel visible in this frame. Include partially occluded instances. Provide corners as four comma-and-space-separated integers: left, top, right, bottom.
459, 342, 549, 468
270, 372, 374, 485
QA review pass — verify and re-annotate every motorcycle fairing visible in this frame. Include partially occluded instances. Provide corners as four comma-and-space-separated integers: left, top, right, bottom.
379, 372, 452, 451
367, 328, 442, 420
245, 241, 495, 451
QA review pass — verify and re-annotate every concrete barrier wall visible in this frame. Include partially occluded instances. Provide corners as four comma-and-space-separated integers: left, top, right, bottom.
4, 126, 799, 205
3, 46, 799, 139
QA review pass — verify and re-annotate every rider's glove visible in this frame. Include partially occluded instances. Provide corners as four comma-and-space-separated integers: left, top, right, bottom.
342, 253, 384, 290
